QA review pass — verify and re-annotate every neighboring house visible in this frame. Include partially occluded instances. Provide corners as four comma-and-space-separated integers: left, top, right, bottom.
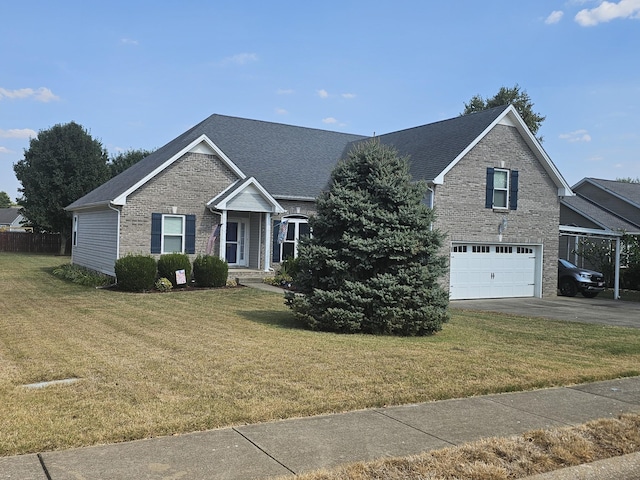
560, 178, 640, 268
66, 105, 572, 299
0, 207, 29, 232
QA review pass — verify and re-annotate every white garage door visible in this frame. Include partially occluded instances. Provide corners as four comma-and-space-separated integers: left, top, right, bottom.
449, 244, 538, 300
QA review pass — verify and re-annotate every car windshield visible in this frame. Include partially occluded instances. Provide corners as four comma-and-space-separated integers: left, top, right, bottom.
559, 259, 577, 269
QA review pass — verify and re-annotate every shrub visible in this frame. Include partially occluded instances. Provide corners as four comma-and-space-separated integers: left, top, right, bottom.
157, 253, 192, 287
155, 277, 173, 292
114, 255, 157, 292
51, 263, 114, 287
193, 254, 228, 287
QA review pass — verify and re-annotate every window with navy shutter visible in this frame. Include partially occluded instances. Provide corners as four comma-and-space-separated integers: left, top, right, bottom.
151, 213, 162, 253
509, 170, 519, 210
486, 168, 518, 210
272, 220, 281, 263
151, 213, 196, 254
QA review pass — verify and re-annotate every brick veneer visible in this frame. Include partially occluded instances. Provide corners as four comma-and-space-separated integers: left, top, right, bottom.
433, 125, 560, 297
119, 152, 237, 259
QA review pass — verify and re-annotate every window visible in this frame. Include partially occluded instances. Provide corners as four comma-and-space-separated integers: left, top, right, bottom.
163, 215, 184, 253
496, 246, 513, 254
485, 168, 519, 210
151, 213, 196, 254
472, 245, 490, 253
72, 215, 78, 247
452, 245, 467, 253
272, 217, 310, 262
493, 169, 509, 209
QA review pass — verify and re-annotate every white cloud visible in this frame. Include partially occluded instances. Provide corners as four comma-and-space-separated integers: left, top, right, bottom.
575, 0, 640, 26
0, 87, 59, 102
341, 93, 356, 99
322, 117, 337, 124
219, 53, 258, 66
317, 89, 329, 98
120, 38, 139, 46
277, 89, 294, 95
0, 128, 37, 139
275, 108, 288, 115
0, 146, 13, 154
545, 10, 564, 24
559, 129, 592, 142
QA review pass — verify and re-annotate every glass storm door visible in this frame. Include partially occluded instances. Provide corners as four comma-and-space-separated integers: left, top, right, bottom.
226, 220, 247, 266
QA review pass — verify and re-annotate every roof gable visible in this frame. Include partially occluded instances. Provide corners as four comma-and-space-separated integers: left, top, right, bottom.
0, 207, 23, 225
207, 177, 285, 213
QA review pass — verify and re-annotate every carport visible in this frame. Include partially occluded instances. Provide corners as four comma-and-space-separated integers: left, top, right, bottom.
559, 225, 622, 299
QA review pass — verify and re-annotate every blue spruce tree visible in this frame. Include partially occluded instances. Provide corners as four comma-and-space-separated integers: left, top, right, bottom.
292, 139, 449, 335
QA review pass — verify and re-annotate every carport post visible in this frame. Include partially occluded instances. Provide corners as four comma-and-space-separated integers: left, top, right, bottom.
614, 236, 620, 300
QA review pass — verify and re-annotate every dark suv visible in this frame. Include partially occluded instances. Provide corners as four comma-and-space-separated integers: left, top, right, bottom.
558, 259, 605, 298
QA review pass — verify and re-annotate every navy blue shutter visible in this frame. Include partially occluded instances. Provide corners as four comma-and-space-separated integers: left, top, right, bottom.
509, 170, 519, 210
485, 167, 494, 209
185, 215, 196, 254
151, 213, 162, 253
272, 220, 281, 263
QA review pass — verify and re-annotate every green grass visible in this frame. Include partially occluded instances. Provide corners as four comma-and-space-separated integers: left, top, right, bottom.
1, 253, 640, 456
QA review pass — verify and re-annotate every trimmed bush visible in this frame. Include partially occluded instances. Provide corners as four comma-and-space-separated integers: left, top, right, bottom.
157, 253, 192, 287
114, 255, 157, 292
193, 254, 228, 287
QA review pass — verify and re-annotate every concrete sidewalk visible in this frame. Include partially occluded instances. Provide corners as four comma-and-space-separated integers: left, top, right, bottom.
2, 377, 639, 480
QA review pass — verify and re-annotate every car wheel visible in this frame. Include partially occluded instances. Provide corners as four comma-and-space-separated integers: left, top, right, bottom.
582, 291, 599, 298
559, 278, 578, 297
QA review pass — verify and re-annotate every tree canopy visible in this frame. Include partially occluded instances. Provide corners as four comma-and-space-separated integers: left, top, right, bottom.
109, 148, 155, 177
291, 139, 449, 336
0, 191, 12, 208
13, 122, 110, 253
462, 84, 545, 139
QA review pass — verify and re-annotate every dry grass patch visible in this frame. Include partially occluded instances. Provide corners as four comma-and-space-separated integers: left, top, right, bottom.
1, 254, 640, 456
283, 413, 640, 480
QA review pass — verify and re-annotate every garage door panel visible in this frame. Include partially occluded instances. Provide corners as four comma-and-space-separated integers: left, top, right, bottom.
450, 244, 537, 300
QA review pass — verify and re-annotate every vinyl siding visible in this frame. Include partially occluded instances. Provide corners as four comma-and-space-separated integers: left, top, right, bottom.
71, 208, 119, 276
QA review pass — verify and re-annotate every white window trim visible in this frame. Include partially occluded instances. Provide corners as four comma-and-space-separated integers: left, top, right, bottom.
279, 216, 310, 260
72, 215, 78, 247
493, 168, 510, 210
161, 214, 186, 254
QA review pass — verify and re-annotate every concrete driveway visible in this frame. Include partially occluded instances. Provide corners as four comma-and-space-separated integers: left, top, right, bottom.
451, 296, 640, 329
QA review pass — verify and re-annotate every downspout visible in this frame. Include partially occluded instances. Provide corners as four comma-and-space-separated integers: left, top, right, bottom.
108, 202, 121, 261
614, 236, 621, 300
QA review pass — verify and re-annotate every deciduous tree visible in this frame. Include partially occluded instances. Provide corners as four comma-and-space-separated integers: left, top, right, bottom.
0, 191, 12, 208
109, 148, 155, 177
13, 122, 110, 254
463, 84, 545, 139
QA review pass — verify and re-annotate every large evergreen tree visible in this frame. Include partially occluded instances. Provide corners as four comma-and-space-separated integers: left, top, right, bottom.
13, 122, 110, 254
292, 139, 449, 336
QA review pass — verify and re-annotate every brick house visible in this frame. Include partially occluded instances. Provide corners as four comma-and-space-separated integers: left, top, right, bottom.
66, 105, 572, 299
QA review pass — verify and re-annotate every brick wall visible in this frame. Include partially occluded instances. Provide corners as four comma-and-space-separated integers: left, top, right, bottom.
119, 152, 238, 259
434, 125, 560, 297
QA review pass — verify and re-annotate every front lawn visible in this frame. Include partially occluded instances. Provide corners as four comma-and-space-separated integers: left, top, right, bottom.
1, 253, 640, 456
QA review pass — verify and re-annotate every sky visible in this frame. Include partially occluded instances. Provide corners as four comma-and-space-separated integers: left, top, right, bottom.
1, 0, 639, 202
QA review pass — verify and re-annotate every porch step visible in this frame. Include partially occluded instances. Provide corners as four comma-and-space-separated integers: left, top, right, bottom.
228, 269, 272, 285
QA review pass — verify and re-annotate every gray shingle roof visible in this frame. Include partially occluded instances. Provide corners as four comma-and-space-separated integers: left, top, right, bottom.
67, 105, 512, 210
562, 195, 640, 234
0, 207, 22, 225
376, 105, 510, 182
584, 178, 640, 207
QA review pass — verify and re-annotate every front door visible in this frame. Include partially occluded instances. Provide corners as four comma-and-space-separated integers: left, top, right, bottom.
226, 220, 248, 266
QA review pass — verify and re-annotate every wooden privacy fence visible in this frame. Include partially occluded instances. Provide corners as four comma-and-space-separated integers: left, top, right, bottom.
0, 232, 62, 253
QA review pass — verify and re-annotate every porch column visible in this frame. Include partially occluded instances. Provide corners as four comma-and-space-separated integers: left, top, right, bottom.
264, 212, 272, 272
614, 236, 621, 300
219, 210, 227, 260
